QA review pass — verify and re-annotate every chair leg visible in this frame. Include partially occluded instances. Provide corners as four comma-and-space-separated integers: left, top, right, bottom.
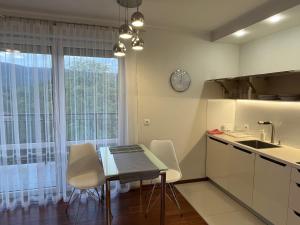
65, 188, 76, 215
145, 183, 157, 216
94, 188, 101, 204
74, 191, 83, 225
169, 183, 182, 216
101, 184, 105, 201
139, 180, 143, 200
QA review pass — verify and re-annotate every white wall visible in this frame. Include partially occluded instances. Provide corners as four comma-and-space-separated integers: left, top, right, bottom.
240, 25, 300, 75
127, 28, 239, 179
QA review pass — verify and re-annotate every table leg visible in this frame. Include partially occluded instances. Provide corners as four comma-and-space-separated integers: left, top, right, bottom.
160, 173, 166, 225
106, 179, 111, 225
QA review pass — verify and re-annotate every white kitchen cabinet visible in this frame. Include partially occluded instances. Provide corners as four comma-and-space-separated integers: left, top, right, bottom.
288, 168, 300, 224
287, 209, 300, 225
253, 154, 291, 225
226, 145, 255, 207
206, 136, 230, 191
289, 181, 300, 213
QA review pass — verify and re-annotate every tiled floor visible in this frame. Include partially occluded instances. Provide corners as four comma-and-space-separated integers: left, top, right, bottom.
176, 181, 267, 225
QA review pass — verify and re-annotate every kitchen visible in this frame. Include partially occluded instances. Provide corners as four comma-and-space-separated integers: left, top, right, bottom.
1, 1, 300, 225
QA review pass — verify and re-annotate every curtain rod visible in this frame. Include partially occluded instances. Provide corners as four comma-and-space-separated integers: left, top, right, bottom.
1, 14, 120, 31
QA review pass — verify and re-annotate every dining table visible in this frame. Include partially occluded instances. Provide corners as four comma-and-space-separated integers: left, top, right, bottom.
99, 144, 168, 225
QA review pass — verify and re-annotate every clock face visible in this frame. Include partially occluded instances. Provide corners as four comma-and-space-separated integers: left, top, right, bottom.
170, 69, 191, 92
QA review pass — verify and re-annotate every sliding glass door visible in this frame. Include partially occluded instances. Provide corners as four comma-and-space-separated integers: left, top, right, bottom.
0, 48, 57, 207
0, 46, 120, 208
0, 19, 120, 210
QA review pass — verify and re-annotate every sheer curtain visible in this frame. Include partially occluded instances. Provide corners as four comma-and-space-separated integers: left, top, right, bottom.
0, 17, 129, 210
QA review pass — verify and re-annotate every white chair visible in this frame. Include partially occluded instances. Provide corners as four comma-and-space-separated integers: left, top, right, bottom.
66, 143, 105, 218
146, 140, 183, 215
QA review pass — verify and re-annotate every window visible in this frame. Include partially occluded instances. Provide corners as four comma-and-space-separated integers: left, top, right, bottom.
64, 52, 119, 147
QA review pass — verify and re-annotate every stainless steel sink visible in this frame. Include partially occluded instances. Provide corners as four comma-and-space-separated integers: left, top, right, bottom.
237, 140, 280, 149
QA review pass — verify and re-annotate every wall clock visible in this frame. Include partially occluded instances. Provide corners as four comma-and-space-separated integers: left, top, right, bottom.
170, 69, 191, 92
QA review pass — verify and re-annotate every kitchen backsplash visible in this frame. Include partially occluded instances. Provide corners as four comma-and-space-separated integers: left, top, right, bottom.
207, 99, 300, 149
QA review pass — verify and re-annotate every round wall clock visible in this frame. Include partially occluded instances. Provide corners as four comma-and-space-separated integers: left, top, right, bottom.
170, 69, 191, 92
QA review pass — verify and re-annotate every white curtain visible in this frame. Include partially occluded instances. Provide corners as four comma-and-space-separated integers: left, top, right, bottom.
0, 17, 130, 210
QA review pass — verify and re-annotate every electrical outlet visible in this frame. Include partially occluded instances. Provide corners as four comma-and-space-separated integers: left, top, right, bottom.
144, 119, 151, 126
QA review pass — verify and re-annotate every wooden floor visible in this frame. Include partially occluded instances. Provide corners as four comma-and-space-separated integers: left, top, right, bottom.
0, 186, 208, 225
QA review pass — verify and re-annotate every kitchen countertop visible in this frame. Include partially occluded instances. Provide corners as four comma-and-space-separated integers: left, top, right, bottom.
207, 133, 300, 170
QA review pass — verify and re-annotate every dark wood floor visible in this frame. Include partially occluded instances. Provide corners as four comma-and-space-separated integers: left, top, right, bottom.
0, 186, 208, 225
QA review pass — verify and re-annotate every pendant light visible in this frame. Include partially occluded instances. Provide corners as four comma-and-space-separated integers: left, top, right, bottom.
113, 0, 145, 56
113, 41, 126, 57
131, 31, 144, 51
119, 8, 133, 40
114, 5, 127, 57
131, 8, 144, 28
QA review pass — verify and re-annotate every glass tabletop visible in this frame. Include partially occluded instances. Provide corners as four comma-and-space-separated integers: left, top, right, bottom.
99, 144, 168, 178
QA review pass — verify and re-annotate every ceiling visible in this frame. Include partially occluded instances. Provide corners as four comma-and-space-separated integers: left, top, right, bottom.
0, 0, 271, 33
219, 3, 300, 44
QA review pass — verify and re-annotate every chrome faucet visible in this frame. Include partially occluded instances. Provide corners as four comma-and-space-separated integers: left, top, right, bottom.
258, 121, 275, 143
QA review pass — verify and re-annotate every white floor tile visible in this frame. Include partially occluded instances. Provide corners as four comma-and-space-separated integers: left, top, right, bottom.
176, 181, 267, 225
205, 210, 266, 225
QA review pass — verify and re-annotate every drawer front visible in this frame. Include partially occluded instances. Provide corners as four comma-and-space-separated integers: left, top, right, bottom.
253, 155, 291, 225
289, 181, 300, 212
287, 209, 300, 225
291, 168, 300, 183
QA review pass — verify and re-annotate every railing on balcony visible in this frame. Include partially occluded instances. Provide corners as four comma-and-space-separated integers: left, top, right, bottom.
0, 112, 118, 165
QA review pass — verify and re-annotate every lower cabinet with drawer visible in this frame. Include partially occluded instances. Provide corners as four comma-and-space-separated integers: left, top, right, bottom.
253, 155, 291, 225
287, 209, 300, 225
288, 168, 300, 225
206, 137, 231, 190
226, 145, 255, 207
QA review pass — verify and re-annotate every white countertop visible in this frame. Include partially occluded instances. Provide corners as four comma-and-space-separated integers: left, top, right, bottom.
207, 133, 300, 170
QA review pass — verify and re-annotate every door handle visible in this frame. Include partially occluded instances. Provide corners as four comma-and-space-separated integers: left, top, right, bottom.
209, 137, 228, 145
294, 210, 300, 218
260, 155, 286, 167
233, 146, 252, 154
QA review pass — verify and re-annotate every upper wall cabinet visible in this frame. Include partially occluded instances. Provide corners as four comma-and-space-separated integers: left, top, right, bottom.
206, 70, 300, 101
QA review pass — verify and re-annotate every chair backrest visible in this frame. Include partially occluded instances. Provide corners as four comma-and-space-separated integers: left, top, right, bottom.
67, 143, 103, 182
150, 140, 181, 173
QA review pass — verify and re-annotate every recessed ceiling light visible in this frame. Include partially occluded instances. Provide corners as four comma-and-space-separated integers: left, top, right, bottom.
266, 14, 284, 24
233, 29, 248, 37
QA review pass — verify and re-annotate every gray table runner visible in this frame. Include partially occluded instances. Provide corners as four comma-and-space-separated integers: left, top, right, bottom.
109, 145, 144, 154
113, 151, 160, 184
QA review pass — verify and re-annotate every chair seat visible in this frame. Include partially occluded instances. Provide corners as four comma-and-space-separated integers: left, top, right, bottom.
68, 171, 104, 189
154, 169, 182, 184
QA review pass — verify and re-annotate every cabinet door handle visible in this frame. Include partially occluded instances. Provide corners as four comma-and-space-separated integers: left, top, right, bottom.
209, 137, 228, 145
233, 146, 252, 154
260, 155, 286, 167
294, 210, 300, 218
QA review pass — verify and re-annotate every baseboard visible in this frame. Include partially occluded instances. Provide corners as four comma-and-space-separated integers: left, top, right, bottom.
174, 177, 209, 185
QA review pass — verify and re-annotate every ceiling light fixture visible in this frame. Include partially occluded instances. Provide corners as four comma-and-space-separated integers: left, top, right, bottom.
265, 14, 284, 24
131, 10, 144, 28
233, 29, 248, 37
113, 41, 126, 57
119, 23, 133, 39
113, 0, 145, 57
131, 31, 144, 51
113, 5, 127, 57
